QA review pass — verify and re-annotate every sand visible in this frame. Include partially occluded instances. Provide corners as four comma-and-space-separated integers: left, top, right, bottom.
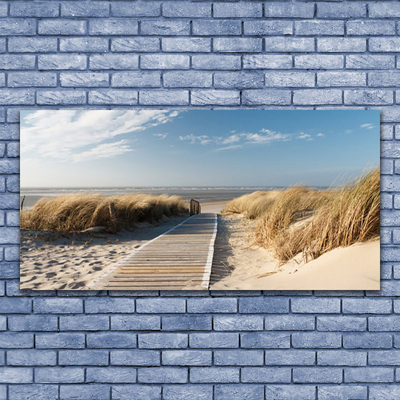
20, 215, 189, 290
20, 201, 380, 291
210, 214, 380, 291
20, 200, 228, 290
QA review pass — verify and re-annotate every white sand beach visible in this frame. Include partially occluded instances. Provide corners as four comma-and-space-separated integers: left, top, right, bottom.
21, 201, 379, 291
210, 214, 380, 291
20, 215, 189, 290
20, 201, 228, 291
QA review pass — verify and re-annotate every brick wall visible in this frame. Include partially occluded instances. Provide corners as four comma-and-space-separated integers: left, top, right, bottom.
0, 1, 399, 399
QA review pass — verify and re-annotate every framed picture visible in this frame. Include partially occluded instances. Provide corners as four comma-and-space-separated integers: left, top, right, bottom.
20, 110, 380, 290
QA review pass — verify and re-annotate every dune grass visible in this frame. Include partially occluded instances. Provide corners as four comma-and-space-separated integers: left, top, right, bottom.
21, 193, 189, 232
223, 168, 380, 264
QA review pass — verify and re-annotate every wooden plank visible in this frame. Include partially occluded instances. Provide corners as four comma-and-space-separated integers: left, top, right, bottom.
89, 213, 218, 290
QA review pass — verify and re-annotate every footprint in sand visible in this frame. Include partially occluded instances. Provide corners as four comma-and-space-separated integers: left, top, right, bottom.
92, 266, 102, 271
45, 272, 56, 278
68, 282, 85, 289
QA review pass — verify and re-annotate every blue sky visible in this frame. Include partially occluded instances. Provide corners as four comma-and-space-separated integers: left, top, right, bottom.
20, 109, 379, 188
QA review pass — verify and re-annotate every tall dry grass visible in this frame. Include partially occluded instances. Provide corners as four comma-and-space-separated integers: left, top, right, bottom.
21, 193, 188, 232
223, 168, 380, 264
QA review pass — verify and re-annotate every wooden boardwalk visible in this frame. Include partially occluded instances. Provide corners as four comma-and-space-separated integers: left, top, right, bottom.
91, 213, 218, 290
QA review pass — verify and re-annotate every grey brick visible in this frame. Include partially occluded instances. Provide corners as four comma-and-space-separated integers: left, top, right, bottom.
189, 333, 238, 348
138, 367, 187, 383
213, 3, 262, 18
343, 333, 392, 349
87, 332, 137, 349
89, 90, 138, 105
111, 315, 160, 330
265, 350, 315, 366
318, 38, 366, 53
141, 55, 189, 70
7, 349, 56, 366
39, 20, 86, 35
35, 368, 84, 383
345, 367, 394, 383
110, 350, 159, 366
162, 315, 211, 331
86, 367, 137, 383
318, 350, 366, 366
242, 367, 291, 383
214, 38, 262, 53
9, 385, 58, 399
112, 385, 161, 400
244, 21, 292, 36
294, 89, 342, 105
162, 350, 211, 366
141, 21, 189, 36
214, 315, 263, 331
59, 350, 109, 366
112, 38, 160, 53
265, 72, 314, 88
264, 2, 314, 18
242, 89, 291, 105
89, 19, 138, 35
241, 332, 290, 349
162, 38, 211, 53
344, 90, 393, 105
11, 2, 59, 17
163, 71, 211, 88
62, 2, 110, 17
90, 54, 138, 70
292, 333, 342, 349
163, 2, 210, 18
60, 38, 109, 53
369, 3, 400, 18
317, 316, 366, 331
193, 20, 241, 36
318, 385, 367, 400
265, 385, 316, 400
346, 55, 395, 69
215, 385, 264, 400
317, 3, 366, 19
293, 367, 342, 383
192, 55, 241, 70
295, 55, 344, 69
243, 55, 292, 70
347, 20, 395, 36
9, 37, 57, 53
295, 20, 344, 36
190, 367, 239, 383
139, 333, 187, 349
8, 72, 57, 88
0, 19, 36, 36
60, 72, 109, 87
163, 385, 212, 400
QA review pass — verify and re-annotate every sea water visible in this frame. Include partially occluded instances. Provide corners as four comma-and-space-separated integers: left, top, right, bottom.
20, 186, 284, 209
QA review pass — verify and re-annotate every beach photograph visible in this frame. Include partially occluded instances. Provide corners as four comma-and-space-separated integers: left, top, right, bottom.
20, 109, 380, 291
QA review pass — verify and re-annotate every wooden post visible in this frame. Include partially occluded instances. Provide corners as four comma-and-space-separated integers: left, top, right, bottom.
108, 202, 117, 233
190, 199, 201, 215
20, 195, 25, 211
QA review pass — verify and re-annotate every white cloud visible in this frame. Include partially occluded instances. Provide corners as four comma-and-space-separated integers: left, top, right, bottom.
154, 133, 168, 140
179, 134, 211, 145
345, 129, 353, 134
180, 128, 313, 151
360, 123, 375, 130
21, 110, 179, 163
317, 133, 325, 137
297, 133, 312, 140
72, 140, 133, 163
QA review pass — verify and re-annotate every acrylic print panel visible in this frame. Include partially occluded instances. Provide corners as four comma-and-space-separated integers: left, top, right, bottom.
20, 110, 380, 291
